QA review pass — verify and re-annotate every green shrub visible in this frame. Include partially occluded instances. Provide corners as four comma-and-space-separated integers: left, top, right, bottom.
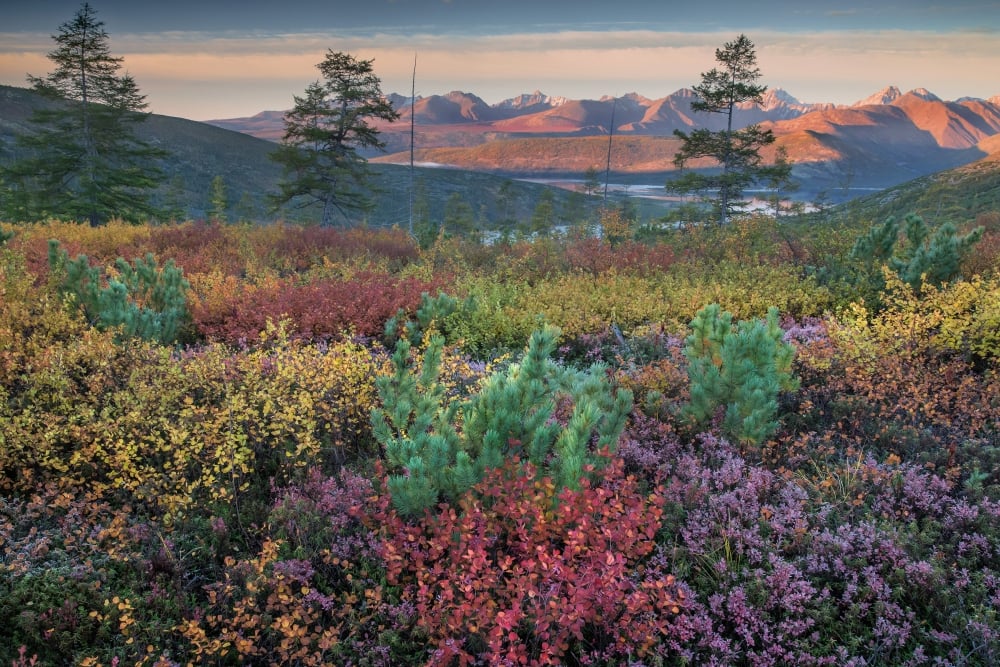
683, 303, 798, 446
48, 239, 190, 345
850, 213, 984, 299
371, 326, 633, 517
384, 290, 474, 348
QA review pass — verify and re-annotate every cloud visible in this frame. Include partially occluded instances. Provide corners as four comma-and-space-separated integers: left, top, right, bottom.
2, 26, 997, 119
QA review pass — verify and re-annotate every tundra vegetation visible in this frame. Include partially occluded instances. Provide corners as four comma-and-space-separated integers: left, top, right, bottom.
0, 207, 997, 665
2, 6, 1000, 667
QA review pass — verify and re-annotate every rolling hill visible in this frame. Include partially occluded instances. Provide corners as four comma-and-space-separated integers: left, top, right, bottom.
0, 84, 286, 221
825, 144, 1000, 226
0, 85, 575, 227
5, 81, 1000, 228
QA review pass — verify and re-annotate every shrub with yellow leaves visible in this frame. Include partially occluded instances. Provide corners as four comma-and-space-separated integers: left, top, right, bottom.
832, 270, 1000, 364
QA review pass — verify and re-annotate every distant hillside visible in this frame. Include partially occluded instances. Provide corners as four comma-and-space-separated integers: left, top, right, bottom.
206, 110, 287, 142
209, 85, 1000, 203
385, 135, 683, 175
0, 85, 285, 221
0, 84, 575, 228
820, 146, 1000, 225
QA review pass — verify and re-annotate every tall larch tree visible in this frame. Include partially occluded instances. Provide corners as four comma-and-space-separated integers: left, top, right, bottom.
270, 51, 399, 226
0, 2, 166, 225
668, 34, 775, 225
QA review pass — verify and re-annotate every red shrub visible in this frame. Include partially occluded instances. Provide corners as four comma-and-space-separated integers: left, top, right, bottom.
373, 458, 684, 666
16, 236, 100, 282
250, 225, 419, 272
192, 272, 445, 344
963, 228, 1000, 278
142, 223, 420, 277
564, 238, 676, 276
138, 222, 244, 276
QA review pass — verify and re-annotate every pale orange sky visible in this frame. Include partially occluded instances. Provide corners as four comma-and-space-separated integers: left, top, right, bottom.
2, 1, 998, 120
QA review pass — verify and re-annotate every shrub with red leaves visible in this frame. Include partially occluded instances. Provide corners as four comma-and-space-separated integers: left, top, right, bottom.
192, 272, 445, 344
563, 238, 676, 276
373, 457, 684, 666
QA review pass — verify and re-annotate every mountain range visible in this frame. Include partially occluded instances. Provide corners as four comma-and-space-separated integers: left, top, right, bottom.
3, 80, 1000, 225
208, 85, 1000, 200
209, 85, 1000, 144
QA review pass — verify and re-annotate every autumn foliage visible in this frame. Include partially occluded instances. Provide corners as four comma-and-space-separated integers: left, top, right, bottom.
374, 458, 684, 666
1, 215, 998, 665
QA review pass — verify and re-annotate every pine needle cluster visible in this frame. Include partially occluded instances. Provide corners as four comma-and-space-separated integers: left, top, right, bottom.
372, 326, 633, 517
683, 303, 798, 447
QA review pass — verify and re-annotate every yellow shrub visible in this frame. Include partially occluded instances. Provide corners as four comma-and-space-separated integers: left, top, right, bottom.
507, 263, 830, 343
12, 220, 152, 261
1, 282, 383, 520
517, 272, 676, 339
80, 324, 383, 520
0, 249, 127, 491
833, 271, 1000, 363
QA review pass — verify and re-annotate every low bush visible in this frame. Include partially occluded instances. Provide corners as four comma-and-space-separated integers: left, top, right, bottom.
374, 457, 683, 666
683, 304, 799, 447
373, 326, 632, 517
191, 272, 445, 344
618, 415, 1000, 666
2, 317, 382, 521
48, 239, 192, 345
179, 468, 424, 666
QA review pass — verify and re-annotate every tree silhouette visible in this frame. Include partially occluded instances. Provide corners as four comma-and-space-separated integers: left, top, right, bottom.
270, 51, 399, 226
0, 2, 166, 225
668, 34, 775, 225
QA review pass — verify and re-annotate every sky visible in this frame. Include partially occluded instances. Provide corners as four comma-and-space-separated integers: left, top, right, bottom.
1, 0, 999, 121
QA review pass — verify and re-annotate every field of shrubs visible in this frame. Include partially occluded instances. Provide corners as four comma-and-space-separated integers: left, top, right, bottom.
1, 212, 998, 666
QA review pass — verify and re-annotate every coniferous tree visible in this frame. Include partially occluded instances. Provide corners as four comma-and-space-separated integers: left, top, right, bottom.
442, 191, 476, 239
162, 174, 188, 223
560, 190, 587, 234
683, 303, 798, 447
372, 325, 633, 517
48, 239, 190, 344
583, 165, 602, 198
233, 191, 256, 223
384, 290, 470, 349
850, 213, 984, 297
495, 179, 519, 230
764, 145, 798, 218
0, 3, 166, 225
270, 51, 399, 226
208, 175, 228, 223
411, 178, 438, 249
528, 189, 556, 237
668, 34, 775, 225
